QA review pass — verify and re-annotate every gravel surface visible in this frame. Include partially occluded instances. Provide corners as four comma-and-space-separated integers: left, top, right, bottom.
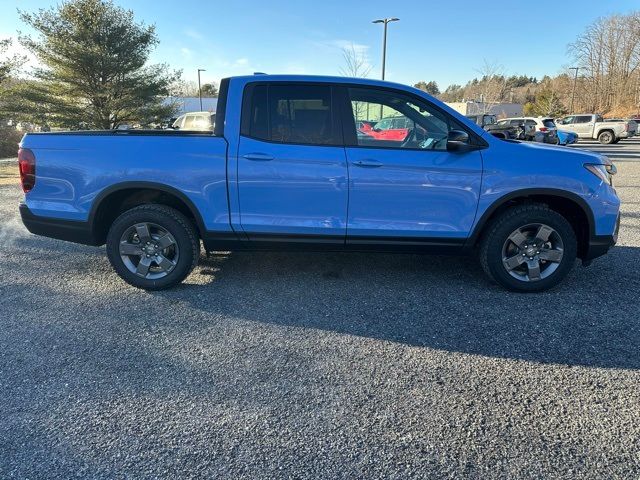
1, 155, 640, 479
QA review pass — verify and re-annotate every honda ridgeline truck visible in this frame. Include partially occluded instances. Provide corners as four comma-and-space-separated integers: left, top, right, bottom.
18, 75, 621, 292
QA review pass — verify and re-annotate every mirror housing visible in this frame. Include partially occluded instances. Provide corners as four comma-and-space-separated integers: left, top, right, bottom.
447, 129, 471, 152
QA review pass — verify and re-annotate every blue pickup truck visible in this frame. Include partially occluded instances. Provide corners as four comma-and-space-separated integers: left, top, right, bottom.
18, 74, 620, 292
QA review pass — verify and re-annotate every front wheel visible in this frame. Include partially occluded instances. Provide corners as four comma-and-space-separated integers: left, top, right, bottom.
479, 204, 577, 292
106, 205, 199, 290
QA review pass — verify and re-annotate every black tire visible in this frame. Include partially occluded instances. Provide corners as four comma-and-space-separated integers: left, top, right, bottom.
479, 204, 577, 292
598, 130, 615, 145
612, 138, 621, 144
106, 205, 199, 290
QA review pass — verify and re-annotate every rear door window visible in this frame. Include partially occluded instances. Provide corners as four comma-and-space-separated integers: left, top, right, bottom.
575, 116, 592, 124
242, 84, 338, 145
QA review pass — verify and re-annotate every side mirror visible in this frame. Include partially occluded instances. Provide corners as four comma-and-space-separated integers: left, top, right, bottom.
447, 129, 470, 152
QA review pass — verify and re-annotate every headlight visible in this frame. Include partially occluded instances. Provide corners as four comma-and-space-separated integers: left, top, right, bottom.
584, 164, 610, 183
584, 156, 616, 185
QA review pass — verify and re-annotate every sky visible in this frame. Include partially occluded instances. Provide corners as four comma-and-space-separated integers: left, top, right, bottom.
1, 0, 638, 90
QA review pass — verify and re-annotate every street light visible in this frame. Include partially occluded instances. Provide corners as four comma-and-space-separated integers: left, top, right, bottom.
372, 18, 399, 80
569, 66, 580, 114
197, 68, 206, 111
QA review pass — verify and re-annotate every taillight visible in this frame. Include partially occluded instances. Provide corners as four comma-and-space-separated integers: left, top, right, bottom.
539, 127, 548, 132
18, 148, 36, 193
625, 123, 629, 131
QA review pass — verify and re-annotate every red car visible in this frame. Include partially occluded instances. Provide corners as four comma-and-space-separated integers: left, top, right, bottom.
359, 116, 412, 141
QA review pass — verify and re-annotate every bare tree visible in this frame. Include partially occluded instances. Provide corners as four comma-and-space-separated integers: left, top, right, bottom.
569, 12, 640, 114
340, 43, 372, 121
470, 60, 508, 114
339, 43, 371, 78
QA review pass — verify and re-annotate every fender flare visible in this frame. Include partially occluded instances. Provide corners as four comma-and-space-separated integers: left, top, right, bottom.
88, 181, 208, 237
465, 188, 596, 247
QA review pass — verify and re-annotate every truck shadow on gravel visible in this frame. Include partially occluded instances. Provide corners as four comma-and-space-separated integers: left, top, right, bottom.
153, 245, 640, 370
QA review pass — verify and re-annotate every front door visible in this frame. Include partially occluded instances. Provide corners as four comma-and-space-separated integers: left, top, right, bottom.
572, 115, 595, 137
342, 86, 483, 246
237, 83, 348, 242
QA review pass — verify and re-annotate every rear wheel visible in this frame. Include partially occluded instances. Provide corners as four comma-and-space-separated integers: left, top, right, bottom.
598, 130, 615, 145
479, 204, 577, 292
106, 205, 199, 290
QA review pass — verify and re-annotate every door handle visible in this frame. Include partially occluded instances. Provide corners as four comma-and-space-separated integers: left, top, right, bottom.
242, 153, 274, 161
352, 159, 383, 168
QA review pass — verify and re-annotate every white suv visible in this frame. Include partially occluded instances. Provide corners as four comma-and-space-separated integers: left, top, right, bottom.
498, 117, 558, 143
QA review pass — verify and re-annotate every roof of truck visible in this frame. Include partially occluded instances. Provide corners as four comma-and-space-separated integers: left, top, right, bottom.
229, 73, 420, 91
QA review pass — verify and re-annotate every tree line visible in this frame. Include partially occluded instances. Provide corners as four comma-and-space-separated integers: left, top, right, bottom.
413, 11, 640, 117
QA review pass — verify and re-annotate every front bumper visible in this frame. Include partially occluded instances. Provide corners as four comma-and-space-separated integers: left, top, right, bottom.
583, 213, 620, 262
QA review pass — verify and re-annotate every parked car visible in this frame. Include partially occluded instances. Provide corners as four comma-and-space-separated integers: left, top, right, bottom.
499, 117, 557, 144
172, 111, 216, 131
556, 130, 579, 146
604, 118, 638, 137
360, 116, 412, 141
18, 74, 620, 292
555, 114, 630, 144
465, 114, 523, 140
356, 120, 376, 132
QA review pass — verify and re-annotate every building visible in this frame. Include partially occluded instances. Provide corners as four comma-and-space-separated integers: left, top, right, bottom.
445, 101, 523, 118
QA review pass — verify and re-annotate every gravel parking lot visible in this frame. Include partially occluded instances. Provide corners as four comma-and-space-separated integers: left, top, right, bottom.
1, 141, 640, 479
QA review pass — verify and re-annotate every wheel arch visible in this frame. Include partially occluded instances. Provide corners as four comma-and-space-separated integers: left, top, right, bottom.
89, 182, 207, 245
467, 188, 595, 259
597, 128, 615, 138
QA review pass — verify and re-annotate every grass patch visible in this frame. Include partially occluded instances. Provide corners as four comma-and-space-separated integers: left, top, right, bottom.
0, 161, 19, 185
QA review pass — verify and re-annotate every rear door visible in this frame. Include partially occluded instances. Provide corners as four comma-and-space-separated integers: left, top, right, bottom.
341, 86, 483, 246
237, 83, 348, 242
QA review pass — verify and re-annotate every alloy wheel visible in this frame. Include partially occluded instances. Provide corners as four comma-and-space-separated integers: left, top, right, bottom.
119, 222, 179, 279
501, 223, 564, 282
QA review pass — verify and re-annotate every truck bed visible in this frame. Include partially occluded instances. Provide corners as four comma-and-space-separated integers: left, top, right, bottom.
20, 130, 231, 234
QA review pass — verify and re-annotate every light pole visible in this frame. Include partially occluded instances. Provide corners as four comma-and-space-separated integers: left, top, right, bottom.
372, 18, 399, 81
569, 66, 579, 113
197, 68, 206, 111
